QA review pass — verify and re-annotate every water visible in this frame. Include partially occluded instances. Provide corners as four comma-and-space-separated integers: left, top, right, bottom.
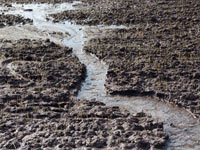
1, 2, 200, 149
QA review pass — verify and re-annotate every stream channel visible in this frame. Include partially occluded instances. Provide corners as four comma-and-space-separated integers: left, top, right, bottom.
2, 1, 200, 150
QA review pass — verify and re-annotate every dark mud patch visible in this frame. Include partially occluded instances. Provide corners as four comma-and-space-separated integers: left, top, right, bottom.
0, 14, 32, 27
50, 0, 200, 120
0, 98, 168, 149
84, 25, 200, 120
0, 39, 86, 109
0, 40, 168, 149
50, 0, 200, 26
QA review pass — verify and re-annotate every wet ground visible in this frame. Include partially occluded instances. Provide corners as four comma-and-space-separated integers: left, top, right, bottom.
0, 2, 169, 150
50, 0, 200, 120
0, 0, 200, 150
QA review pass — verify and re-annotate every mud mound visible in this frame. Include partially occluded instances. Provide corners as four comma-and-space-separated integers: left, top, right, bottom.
50, 0, 200, 26
0, 98, 168, 149
84, 25, 200, 119
0, 14, 32, 27
0, 39, 86, 109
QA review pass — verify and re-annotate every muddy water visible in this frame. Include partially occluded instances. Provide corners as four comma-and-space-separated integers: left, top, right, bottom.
2, 2, 200, 150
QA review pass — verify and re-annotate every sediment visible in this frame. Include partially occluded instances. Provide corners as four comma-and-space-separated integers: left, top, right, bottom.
0, 39, 86, 108
0, 39, 168, 149
50, 0, 200, 119
0, 14, 32, 27
0, 98, 168, 149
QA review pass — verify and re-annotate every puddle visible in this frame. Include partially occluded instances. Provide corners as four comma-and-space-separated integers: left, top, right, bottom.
2, 2, 200, 150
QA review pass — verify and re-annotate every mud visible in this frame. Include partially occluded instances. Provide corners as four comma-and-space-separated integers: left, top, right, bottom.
0, 2, 170, 150
0, 39, 86, 108
0, 0, 74, 4
0, 97, 168, 149
0, 39, 167, 150
83, 26, 200, 120
50, 0, 200, 26
50, 0, 200, 119
0, 14, 32, 27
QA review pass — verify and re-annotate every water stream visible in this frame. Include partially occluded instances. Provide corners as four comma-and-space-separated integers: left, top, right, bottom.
1, 2, 200, 150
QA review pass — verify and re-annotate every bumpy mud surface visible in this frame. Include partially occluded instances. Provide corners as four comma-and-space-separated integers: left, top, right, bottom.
0, 40, 167, 150
50, 0, 200, 26
84, 26, 200, 119
0, 14, 32, 27
0, 0, 73, 4
0, 39, 86, 109
0, 98, 168, 149
50, 0, 200, 119
0, 39, 168, 149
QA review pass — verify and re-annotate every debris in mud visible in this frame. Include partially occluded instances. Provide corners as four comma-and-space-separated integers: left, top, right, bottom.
49, 31, 71, 39
0, 14, 32, 26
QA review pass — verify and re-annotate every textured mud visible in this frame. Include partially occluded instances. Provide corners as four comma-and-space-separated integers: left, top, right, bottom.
0, 39, 86, 109
0, 98, 168, 149
50, 0, 200, 119
50, 0, 200, 26
0, 14, 32, 27
0, 40, 168, 149
84, 26, 200, 119
0, 3, 169, 150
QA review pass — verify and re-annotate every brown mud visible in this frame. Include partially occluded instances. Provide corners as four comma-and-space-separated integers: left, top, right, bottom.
50, 0, 200, 120
0, 14, 32, 27
0, 97, 168, 149
0, 40, 167, 149
0, 2, 169, 150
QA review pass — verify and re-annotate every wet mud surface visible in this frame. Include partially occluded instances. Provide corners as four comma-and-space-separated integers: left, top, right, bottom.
84, 27, 200, 120
50, 0, 200, 26
0, 39, 86, 109
0, 98, 168, 149
0, 40, 167, 150
0, 14, 32, 27
0, 2, 170, 150
50, 0, 200, 119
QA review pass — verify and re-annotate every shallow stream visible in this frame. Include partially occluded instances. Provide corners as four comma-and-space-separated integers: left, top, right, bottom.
1, 2, 200, 150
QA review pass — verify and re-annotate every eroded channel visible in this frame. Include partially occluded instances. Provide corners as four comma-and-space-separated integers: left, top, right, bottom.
1, 2, 200, 150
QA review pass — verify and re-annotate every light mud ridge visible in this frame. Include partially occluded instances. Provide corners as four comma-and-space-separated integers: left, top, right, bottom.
0, 1, 199, 150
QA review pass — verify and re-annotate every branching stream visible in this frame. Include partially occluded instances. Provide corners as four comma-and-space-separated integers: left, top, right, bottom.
1, 2, 200, 150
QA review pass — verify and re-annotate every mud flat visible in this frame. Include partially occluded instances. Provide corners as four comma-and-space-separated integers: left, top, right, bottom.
48, 1, 200, 149
0, 97, 168, 149
50, 0, 200, 120
0, 14, 32, 27
0, 2, 169, 150
0, 40, 167, 149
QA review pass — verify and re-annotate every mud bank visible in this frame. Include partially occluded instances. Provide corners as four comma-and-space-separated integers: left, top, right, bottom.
0, 2, 169, 150
50, 0, 200, 120
0, 14, 32, 27
50, 0, 200, 26
0, 98, 168, 149
0, 39, 167, 149
83, 27, 200, 120
0, 39, 86, 106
